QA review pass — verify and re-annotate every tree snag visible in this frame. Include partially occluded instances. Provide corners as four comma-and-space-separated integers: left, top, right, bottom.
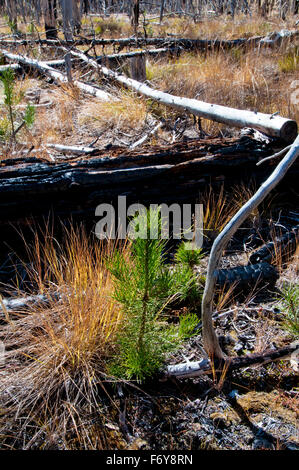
201, 134, 299, 360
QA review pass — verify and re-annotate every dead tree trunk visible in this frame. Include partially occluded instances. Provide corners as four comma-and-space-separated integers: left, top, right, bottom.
0, 49, 113, 101
5, 0, 17, 32
131, 0, 140, 35
201, 134, 299, 359
65, 47, 298, 141
60, 0, 74, 41
160, 0, 166, 22
44, 0, 58, 40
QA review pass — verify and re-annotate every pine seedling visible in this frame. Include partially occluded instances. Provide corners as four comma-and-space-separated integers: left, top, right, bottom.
107, 207, 201, 381
0, 68, 36, 141
0, 67, 16, 138
175, 241, 204, 269
24, 104, 36, 128
278, 283, 299, 337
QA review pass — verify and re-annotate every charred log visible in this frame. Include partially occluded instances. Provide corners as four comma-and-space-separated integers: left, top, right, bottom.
249, 225, 299, 264
214, 262, 279, 291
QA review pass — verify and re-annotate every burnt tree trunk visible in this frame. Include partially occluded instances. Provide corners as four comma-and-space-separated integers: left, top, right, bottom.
131, 0, 140, 35
44, 0, 58, 40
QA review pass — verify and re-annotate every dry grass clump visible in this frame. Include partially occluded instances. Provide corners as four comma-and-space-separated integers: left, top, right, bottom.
0, 226, 126, 449
78, 91, 147, 134
31, 85, 81, 144
200, 186, 235, 242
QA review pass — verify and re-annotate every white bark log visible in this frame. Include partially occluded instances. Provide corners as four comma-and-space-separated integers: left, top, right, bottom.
0, 49, 114, 101
0, 63, 21, 72
97, 47, 176, 63
0, 292, 59, 320
0, 59, 71, 73
46, 143, 97, 154
201, 134, 299, 359
65, 47, 297, 141
129, 121, 164, 150
165, 342, 299, 378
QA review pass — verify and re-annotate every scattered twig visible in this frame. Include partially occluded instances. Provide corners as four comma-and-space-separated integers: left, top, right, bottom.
129, 121, 164, 150
256, 144, 292, 166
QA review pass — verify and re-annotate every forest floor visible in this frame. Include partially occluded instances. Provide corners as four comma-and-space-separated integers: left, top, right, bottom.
0, 12, 298, 450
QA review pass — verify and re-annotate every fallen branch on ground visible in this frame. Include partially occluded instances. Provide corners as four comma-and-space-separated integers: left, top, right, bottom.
201, 134, 299, 360
0, 49, 114, 102
165, 342, 299, 379
129, 121, 165, 150
256, 144, 292, 166
46, 143, 98, 155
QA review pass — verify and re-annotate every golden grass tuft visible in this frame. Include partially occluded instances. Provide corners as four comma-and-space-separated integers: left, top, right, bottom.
200, 186, 235, 241
0, 226, 127, 449
78, 91, 147, 134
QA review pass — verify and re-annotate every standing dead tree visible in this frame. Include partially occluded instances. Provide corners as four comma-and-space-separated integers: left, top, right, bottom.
1, 1, 299, 40
131, 0, 140, 35
201, 133, 299, 360
44, 0, 58, 39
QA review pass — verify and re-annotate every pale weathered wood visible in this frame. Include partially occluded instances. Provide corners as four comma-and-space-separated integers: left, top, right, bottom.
46, 143, 98, 155
201, 134, 299, 360
129, 121, 164, 149
96, 47, 179, 65
66, 47, 297, 141
0, 292, 59, 320
0, 49, 114, 102
0, 59, 68, 73
165, 343, 299, 378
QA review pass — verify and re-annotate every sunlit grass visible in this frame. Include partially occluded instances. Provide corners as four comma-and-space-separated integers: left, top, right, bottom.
78, 90, 147, 134
0, 226, 127, 449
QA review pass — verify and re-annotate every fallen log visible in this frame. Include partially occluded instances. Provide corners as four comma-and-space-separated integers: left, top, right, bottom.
0, 29, 297, 50
0, 136, 297, 225
0, 49, 114, 102
66, 47, 297, 142
0, 36, 261, 49
0, 137, 276, 195
46, 143, 98, 155
164, 342, 299, 379
249, 225, 299, 265
0, 59, 72, 74
0, 63, 21, 72
95, 47, 181, 65
0, 292, 59, 321
214, 262, 279, 291
259, 29, 299, 48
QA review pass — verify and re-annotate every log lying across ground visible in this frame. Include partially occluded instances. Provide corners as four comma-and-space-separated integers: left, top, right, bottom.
0, 293, 59, 322
66, 47, 297, 142
214, 262, 279, 291
0, 136, 298, 224
46, 143, 99, 155
1, 46, 297, 140
249, 225, 299, 264
94, 47, 182, 65
0, 29, 297, 50
165, 342, 299, 379
0, 59, 76, 74
0, 49, 114, 102
0, 36, 262, 49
